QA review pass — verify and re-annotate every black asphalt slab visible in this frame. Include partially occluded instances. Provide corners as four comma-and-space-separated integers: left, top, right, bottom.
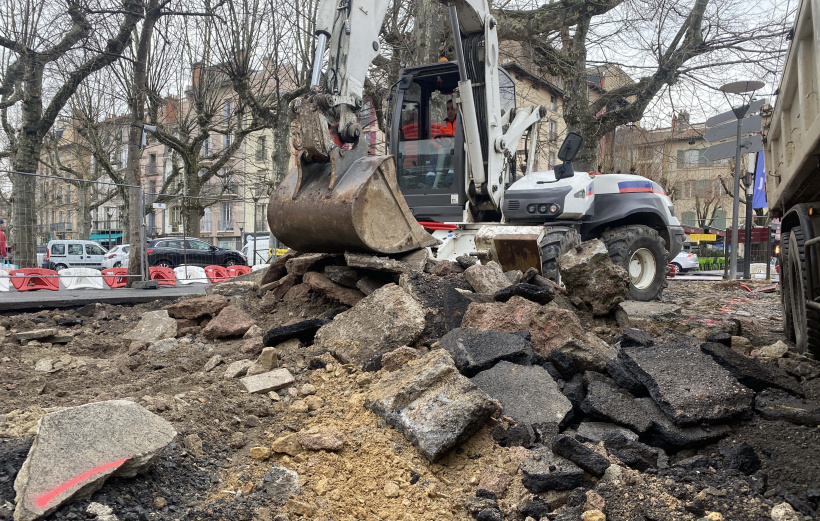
0, 284, 207, 312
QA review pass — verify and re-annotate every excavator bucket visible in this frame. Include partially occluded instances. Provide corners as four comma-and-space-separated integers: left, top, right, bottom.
268, 153, 439, 254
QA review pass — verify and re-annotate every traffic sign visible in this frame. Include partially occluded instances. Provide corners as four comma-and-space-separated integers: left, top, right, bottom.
727, 227, 770, 244
703, 134, 763, 161
153, 203, 166, 209
705, 98, 767, 127
688, 233, 717, 241
703, 115, 762, 143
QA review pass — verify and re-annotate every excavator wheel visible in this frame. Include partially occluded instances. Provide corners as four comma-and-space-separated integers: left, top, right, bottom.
539, 226, 581, 283
602, 225, 668, 301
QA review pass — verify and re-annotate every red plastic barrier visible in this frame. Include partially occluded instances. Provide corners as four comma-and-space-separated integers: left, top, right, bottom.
226, 265, 251, 277
9, 268, 60, 291
667, 264, 677, 278
205, 265, 230, 283
149, 266, 177, 286
102, 268, 128, 289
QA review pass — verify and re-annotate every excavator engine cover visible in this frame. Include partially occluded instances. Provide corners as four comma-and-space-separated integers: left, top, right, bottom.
268, 153, 439, 254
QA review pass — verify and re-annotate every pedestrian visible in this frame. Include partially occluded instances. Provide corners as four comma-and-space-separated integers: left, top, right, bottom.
0, 219, 7, 266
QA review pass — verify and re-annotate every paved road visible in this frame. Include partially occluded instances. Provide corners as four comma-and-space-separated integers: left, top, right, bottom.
0, 284, 207, 312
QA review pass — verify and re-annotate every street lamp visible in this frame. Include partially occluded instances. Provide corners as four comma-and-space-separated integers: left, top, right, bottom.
719, 80, 764, 280
237, 221, 245, 250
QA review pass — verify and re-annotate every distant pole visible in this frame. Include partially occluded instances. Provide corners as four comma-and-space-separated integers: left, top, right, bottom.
729, 108, 746, 280
743, 160, 754, 279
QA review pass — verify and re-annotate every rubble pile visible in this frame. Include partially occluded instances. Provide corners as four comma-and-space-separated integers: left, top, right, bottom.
0, 246, 819, 521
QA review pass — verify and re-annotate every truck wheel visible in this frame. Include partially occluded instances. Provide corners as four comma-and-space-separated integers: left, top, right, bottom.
780, 232, 795, 341
539, 226, 581, 282
602, 225, 667, 301
786, 227, 820, 355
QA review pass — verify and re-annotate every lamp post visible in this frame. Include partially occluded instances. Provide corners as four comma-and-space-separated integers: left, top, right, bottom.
718, 80, 764, 280
251, 183, 262, 266
106, 207, 115, 250
237, 221, 245, 251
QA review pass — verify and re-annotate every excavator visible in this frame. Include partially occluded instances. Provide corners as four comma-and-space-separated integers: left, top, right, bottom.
268, 0, 685, 300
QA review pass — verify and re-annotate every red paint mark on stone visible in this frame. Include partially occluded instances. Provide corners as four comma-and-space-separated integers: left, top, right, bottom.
34, 457, 129, 509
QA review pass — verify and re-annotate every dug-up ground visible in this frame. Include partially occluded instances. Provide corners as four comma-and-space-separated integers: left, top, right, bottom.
1, 245, 819, 521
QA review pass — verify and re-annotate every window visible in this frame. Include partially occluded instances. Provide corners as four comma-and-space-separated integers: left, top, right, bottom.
68, 244, 83, 255
712, 210, 727, 229
170, 206, 182, 225
58, 211, 63, 223
550, 95, 557, 110
256, 136, 267, 161
224, 133, 232, 148
684, 150, 699, 168
548, 120, 558, 141
57, 186, 63, 204
51, 244, 65, 255
220, 203, 232, 230
187, 239, 211, 250
119, 148, 128, 168
148, 153, 157, 175
549, 152, 556, 169
201, 207, 212, 232
65, 186, 71, 204
224, 100, 233, 119
201, 137, 210, 157
86, 244, 104, 255
680, 211, 697, 227
359, 102, 373, 127
257, 203, 268, 230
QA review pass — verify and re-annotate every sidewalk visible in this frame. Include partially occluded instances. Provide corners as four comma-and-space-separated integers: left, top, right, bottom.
0, 284, 207, 312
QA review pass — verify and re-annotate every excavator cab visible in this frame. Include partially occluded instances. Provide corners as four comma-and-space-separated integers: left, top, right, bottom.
389, 61, 517, 223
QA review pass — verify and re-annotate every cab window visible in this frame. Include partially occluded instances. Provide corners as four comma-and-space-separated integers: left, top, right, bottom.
51, 244, 65, 255
86, 244, 104, 255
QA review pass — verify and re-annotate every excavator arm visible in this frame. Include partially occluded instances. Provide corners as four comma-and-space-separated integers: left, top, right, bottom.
270, 0, 545, 254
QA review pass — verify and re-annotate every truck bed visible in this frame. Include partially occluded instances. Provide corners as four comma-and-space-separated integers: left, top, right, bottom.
764, 0, 820, 217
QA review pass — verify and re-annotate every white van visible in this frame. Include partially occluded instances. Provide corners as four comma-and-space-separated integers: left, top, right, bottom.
241, 237, 288, 266
45, 239, 108, 271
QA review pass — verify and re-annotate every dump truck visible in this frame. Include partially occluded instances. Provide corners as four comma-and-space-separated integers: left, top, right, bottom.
269, 0, 684, 301
763, 0, 820, 355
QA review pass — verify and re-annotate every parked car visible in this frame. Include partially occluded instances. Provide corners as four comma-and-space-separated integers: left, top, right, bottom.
670, 251, 699, 272
146, 237, 246, 268
37, 245, 47, 267
44, 239, 108, 271
102, 244, 130, 269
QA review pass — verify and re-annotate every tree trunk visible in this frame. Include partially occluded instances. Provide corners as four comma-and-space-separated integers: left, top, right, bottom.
413, 0, 448, 65
126, 0, 160, 286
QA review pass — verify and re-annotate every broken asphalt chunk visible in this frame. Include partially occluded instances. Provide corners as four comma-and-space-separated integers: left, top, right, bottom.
493, 283, 555, 305
471, 361, 572, 429
700, 341, 804, 396
636, 397, 731, 449
521, 447, 585, 492
262, 318, 330, 347
580, 378, 652, 434
551, 435, 610, 477
754, 389, 820, 426
365, 349, 496, 461
240, 368, 295, 394
165, 294, 228, 320
439, 328, 533, 377
314, 284, 425, 369
13, 400, 176, 521
620, 345, 754, 426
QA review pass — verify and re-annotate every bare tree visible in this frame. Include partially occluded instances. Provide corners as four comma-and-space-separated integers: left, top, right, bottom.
492, 0, 791, 171
0, 0, 143, 267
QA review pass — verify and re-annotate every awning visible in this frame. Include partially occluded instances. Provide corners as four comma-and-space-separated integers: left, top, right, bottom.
90, 233, 123, 241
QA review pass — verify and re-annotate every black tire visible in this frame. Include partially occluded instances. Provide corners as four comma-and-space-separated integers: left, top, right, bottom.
786, 227, 820, 356
780, 232, 795, 341
113, 261, 122, 268
155, 260, 174, 269
539, 226, 581, 282
671, 262, 683, 273
225, 258, 240, 267
54, 263, 68, 272
602, 225, 668, 301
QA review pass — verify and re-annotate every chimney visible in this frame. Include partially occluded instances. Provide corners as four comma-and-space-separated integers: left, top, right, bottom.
192, 62, 202, 88
671, 113, 677, 133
